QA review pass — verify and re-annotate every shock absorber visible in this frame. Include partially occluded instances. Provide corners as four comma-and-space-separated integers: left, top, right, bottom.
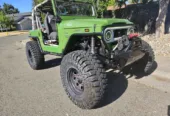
91, 36, 95, 54
91, 24, 97, 54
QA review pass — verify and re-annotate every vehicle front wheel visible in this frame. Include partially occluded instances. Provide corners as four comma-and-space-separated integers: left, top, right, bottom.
26, 41, 44, 70
129, 40, 155, 74
60, 50, 108, 109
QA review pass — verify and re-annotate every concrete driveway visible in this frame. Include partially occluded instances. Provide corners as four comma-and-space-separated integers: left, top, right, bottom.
0, 34, 170, 116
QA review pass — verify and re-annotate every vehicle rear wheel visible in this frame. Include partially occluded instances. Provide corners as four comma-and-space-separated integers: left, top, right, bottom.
26, 41, 44, 70
60, 50, 108, 109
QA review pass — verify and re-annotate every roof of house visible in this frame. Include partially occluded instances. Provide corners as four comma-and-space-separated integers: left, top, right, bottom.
7, 12, 31, 24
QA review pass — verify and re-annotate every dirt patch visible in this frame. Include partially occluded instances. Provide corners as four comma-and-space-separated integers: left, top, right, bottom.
152, 75, 170, 83
16, 39, 30, 46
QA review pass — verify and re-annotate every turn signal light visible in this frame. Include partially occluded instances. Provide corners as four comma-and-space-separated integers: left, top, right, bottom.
85, 29, 89, 32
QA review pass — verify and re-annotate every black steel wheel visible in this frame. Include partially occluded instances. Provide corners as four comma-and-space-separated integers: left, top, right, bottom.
67, 68, 84, 95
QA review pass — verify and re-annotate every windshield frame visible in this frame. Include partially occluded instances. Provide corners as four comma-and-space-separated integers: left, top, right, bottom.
56, 1, 96, 17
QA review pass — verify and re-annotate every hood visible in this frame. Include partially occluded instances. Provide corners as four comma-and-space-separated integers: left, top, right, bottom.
61, 18, 133, 29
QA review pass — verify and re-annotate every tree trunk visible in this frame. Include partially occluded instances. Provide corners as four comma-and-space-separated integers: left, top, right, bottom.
165, 2, 170, 34
156, 0, 169, 39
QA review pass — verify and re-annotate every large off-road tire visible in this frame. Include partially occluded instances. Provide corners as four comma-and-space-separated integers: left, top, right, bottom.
26, 41, 44, 70
131, 40, 155, 74
60, 50, 108, 109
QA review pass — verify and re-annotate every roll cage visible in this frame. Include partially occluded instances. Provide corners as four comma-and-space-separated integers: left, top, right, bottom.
32, 0, 96, 30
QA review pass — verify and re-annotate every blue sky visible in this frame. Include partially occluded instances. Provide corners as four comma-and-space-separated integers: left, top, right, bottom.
0, 0, 32, 13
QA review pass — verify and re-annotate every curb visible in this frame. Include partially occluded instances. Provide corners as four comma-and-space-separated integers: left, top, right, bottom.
0, 32, 28, 38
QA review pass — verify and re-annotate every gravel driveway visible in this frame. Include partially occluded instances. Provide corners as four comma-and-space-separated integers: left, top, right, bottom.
0, 34, 170, 116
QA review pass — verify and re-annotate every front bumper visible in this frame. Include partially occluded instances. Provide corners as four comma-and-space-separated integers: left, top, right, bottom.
125, 37, 145, 66
113, 37, 145, 68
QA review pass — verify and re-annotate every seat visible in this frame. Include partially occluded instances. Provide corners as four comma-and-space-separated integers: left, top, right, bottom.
44, 12, 57, 40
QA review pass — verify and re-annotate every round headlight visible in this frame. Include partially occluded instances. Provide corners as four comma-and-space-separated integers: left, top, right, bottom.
127, 27, 135, 35
105, 30, 113, 43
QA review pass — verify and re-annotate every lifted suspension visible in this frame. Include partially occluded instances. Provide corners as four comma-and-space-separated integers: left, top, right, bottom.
91, 36, 95, 54
91, 24, 97, 54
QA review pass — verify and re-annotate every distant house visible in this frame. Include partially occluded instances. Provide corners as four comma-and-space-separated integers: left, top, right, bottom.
7, 12, 32, 30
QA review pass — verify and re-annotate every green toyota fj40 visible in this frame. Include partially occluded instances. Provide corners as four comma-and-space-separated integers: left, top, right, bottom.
26, 0, 155, 109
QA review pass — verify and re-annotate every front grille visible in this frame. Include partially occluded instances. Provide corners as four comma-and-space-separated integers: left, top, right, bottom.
114, 29, 127, 38
103, 25, 133, 43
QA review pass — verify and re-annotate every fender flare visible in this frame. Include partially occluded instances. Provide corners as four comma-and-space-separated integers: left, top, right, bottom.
62, 33, 102, 55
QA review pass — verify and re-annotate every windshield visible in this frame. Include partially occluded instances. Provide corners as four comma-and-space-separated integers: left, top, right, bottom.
56, 2, 95, 16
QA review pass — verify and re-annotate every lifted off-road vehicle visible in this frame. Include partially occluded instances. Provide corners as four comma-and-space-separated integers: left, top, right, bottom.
26, 0, 155, 109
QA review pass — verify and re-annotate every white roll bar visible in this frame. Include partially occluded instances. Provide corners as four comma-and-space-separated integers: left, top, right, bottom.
32, 0, 50, 30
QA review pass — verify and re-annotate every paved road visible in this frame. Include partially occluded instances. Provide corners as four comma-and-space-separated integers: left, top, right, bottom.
0, 34, 170, 116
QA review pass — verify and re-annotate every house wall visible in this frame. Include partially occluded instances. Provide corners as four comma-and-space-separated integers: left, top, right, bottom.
16, 18, 32, 30
22, 18, 32, 30
16, 24, 21, 30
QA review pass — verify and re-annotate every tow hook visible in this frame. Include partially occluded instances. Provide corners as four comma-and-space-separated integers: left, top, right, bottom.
128, 33, 139, 39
